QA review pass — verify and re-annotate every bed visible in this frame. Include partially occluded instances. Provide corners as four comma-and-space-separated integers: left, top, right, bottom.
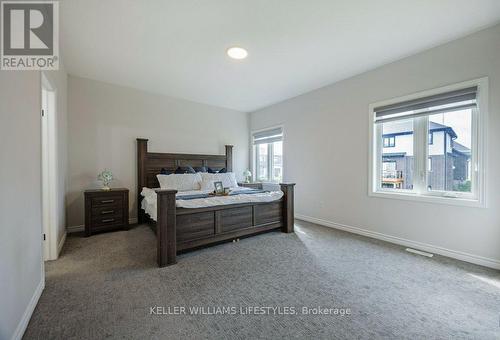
137, 138, 295, 267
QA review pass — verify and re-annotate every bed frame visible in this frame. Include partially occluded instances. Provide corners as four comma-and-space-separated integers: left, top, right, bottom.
137, 138, 295, 267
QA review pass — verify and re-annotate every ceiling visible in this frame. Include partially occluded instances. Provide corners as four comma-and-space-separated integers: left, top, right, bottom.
60, 1, 500, 112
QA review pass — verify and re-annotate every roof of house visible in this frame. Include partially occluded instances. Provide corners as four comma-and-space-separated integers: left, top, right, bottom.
452, 141, 471, 155
382, 120, 470, 154
383, 120, 457, 137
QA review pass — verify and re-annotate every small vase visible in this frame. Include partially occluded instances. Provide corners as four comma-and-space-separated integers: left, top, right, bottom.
102, 184, 110, 191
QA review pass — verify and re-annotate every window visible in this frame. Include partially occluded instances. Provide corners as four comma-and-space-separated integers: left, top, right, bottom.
383, 136, 395, 147
369, 78, 487, 207
252, 127, 283, 182
428, 110, 472, 193
381, 119, 414, 190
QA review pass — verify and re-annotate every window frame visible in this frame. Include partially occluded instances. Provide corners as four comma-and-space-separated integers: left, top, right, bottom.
368, 78, 488, 208
251, 125, 284, 183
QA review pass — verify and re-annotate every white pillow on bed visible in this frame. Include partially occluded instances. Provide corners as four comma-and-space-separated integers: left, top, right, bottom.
156, 173, 202, 191
200, 172, 238, 190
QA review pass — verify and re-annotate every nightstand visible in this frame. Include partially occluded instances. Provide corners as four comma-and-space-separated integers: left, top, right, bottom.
238, 182, 263, 189
84, 188, 129, 236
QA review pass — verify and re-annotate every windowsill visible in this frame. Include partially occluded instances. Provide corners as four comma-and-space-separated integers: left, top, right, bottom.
369, 190, 485, 208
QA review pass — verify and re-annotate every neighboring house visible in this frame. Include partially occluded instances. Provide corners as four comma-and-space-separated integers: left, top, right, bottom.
382, 121, 470, 191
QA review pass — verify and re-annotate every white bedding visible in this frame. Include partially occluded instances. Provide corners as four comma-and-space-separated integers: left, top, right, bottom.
140, 187, 283, 221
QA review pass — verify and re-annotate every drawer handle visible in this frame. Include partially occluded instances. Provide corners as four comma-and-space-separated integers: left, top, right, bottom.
101, 210, 115, 215
102, 218, 115, 223
101, 199, 115, 204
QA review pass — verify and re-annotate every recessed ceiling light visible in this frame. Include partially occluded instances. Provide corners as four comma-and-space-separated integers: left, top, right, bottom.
227, 47, 248, 60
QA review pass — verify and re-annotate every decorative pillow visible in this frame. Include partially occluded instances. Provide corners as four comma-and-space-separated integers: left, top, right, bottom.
174, 166, 196, 174
200, 172, 238, 190
218, 168, 227, 173
207, 167, 217, 174
157, 173, 202, 191
160, 167, 173, 175
193, 166, 207, 173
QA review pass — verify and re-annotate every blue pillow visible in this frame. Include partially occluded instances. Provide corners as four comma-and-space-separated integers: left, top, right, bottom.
207, 167, 226, 173
174, 166, 196, 174
193, 166, 207, 173
160, 168, 173, 175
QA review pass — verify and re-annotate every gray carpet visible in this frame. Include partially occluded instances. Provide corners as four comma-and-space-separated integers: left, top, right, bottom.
24, 220, 500, 339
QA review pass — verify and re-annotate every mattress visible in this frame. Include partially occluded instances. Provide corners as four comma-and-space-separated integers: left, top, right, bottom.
141, 187, 284, 221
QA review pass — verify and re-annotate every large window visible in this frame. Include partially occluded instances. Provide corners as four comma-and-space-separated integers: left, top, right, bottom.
253, 127, 283, 182
369, 79, 487, 207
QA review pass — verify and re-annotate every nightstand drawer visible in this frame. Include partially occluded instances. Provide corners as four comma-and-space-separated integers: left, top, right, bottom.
92, 203, 123, 217
92, 216, 125, 228
91, 206, 123, 220
91, 195, 123, 207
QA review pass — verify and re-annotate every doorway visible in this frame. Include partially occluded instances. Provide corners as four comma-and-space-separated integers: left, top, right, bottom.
41, 73, 58, 261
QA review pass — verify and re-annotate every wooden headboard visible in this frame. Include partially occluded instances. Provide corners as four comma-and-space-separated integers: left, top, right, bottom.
136, 138, 233, 222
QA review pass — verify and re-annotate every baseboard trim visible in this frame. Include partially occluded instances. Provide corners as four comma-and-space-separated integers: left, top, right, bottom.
11, 278, 44, 340
57, 231, 66, 256
66, 225, 84, 233
67, 217, 139, 234
295, 214, 500, 270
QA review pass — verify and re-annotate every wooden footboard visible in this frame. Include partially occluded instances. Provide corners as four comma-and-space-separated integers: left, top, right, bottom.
155, 183, 295, 267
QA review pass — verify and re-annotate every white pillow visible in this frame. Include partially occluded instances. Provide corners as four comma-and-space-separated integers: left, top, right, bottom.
200, 172, 238, 190
156, 173, 202, 191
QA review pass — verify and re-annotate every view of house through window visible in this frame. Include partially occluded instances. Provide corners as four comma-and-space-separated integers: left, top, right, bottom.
428, 109, 472, 192
372, 82, 483, 204
271, 141, 283, 182
256, 144, 269, 180
379, 110, 473, 193
253, 127, 283, 182
381, 119, 414, 190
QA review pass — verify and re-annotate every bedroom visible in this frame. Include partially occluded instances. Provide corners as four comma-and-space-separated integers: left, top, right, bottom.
1, 1, 500, 339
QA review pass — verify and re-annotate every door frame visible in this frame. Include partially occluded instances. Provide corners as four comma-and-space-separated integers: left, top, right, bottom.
41, 72, 58, 261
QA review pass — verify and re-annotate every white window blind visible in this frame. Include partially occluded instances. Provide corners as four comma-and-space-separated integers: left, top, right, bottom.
253, 127, 283, 145
374, 86, 477, 123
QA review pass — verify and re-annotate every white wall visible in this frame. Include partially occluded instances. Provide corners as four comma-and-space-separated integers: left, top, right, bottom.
0, 72, 43, 339
44, 67, 68, 254
250, 24, 500, 267
67, 76, 249, 227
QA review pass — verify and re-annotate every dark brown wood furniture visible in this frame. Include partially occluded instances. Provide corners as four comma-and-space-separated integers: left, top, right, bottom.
84, 188, 129, 237
237, 182, 263, 189
137, 138, 295, 267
